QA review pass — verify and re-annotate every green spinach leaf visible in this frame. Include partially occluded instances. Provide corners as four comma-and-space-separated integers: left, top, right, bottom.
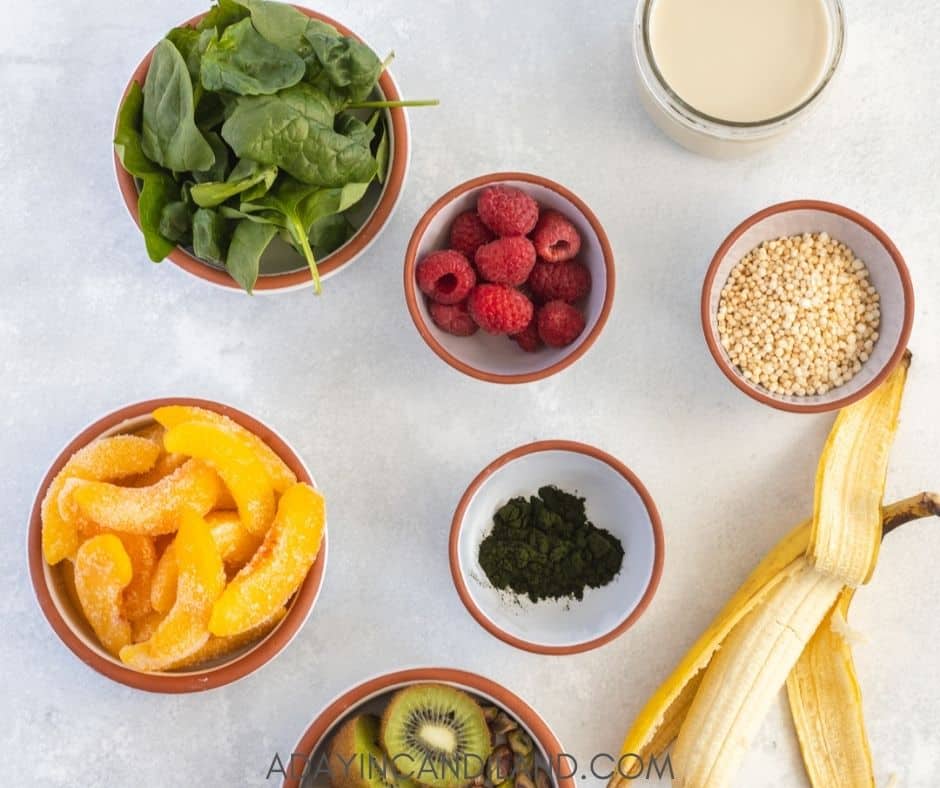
296, 180, 371, 232
190, 159, 277, 207
242, 0, 338, 53
192, 207, 230, 263
242, 176, 325, 291
225, 219, 278, 293
167, 27, 215, 82
334, 111, 375, 148
159, 201, 193, 243
310, 213, 354, 257
200, 18, 305, 96
141, 39, 215, 172
197, 0, 250, 35
114, 82, 162, 178
219, 205, 282, 225
304, 31, 382, 104
193, 131, 232, 183
221, 83, 376, 186
138, 173, 180, 261
167, 26, 217, 109
374, 116, 390, 184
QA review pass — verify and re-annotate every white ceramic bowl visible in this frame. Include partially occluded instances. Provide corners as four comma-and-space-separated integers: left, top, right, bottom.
702, 200, 914, 413
404, 173, 615, 384
449, 441, 664, 654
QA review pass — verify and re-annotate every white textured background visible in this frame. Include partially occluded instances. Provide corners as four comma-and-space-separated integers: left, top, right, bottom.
2, 1, 939, 786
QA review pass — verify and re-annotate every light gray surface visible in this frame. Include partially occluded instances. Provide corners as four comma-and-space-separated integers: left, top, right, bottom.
1, 1, 938, 786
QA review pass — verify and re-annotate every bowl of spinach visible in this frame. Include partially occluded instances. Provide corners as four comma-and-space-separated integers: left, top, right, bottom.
114, 0, 435, 294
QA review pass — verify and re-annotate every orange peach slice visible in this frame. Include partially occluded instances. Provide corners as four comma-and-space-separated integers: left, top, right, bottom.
163, 422, 275, 536
41, 435, 160, 564
168, 606, 287, 671
206, 510, 263, 570
119, 512, 225, 671
210, 483, 325, 637
131, 610, 165, 644
74, 534, 133, 656
154, 405, 296, 493
126, 423, 190, 486
150, 544, 178, 615
66, 459, 221, 536
119, 534, 157, 621
125, 451, 189, 488
150, 510, 261, 614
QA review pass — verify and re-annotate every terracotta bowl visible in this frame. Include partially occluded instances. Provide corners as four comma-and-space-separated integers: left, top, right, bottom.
114, 6, 410, 293
27, 397, 328, 693
450, 441, 664, 655
404, 173, 615, 384
702, 200, 914, 412
282, 667, 575, 788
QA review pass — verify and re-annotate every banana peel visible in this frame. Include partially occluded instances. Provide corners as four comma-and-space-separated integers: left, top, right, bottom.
786, 588, 875, 788
609, 356, 930, 788
808, 351, 911, 586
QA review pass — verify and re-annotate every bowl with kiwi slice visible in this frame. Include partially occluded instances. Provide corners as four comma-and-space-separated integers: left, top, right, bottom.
282, 668, 573, 788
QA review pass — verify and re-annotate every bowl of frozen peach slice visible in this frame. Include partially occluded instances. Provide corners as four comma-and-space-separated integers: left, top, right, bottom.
28, 399, 327, 692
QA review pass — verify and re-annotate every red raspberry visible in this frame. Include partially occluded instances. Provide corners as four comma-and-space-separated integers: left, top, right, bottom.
511, 316, 542, 353
468, 284, 534, 335
531, 210, 582, 262
449, 211, 494, 259
415, 250, 476, 305
474, 237, 536, 286
429, 300, 478, 336
477, 186, 539, 237
537, 300, 586, 347
527, 260, 591, 303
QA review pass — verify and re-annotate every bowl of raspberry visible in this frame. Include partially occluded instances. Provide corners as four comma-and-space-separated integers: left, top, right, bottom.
404, 173, 615, 383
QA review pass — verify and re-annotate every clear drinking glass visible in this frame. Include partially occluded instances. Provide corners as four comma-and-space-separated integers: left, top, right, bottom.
633, 0, 846, 157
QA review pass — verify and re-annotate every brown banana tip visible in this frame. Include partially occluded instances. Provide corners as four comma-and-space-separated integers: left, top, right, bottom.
882, 492, 940, 536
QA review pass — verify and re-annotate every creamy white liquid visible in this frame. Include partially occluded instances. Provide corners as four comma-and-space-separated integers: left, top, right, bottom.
649, 0, 832, 123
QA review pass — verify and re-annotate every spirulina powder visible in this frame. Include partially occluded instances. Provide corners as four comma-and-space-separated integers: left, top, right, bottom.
478, 486, 624, 602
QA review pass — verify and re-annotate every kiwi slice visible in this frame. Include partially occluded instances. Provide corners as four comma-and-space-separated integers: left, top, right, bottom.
380, 684, 492, 788
328, 714, 413, 788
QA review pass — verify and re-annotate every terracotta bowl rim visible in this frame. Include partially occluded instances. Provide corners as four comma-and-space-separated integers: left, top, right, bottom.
27, 396, 327, 693
448, 440, 665, 655
403, 172, 616, 384
113, 5, 410, 293
281, 666, 576, 788
701, 199, 915, 413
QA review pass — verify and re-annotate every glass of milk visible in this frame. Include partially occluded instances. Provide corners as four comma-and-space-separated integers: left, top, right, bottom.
633, 0, 846, 156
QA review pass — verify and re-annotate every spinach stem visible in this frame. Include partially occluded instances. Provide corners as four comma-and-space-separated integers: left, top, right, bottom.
346, 99, 440, 109
289, 218, 321, 295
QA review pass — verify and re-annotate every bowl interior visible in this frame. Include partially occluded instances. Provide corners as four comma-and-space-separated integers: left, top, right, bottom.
42, 413, 296, 675
298, 680, 556, 788
706, 208, 909, 408
456, 449, 657, 649
410, 180, 609, 379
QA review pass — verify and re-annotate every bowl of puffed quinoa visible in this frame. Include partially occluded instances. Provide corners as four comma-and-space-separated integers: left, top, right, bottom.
702, 200, 914, 413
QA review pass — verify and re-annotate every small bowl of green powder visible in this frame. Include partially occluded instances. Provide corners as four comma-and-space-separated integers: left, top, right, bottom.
449, 441, 665, 654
